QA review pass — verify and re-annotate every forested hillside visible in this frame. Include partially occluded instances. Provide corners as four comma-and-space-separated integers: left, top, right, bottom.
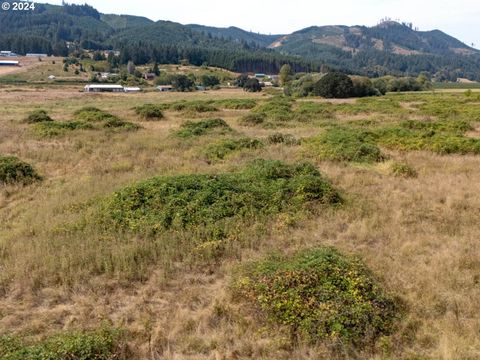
1, 2, 479, 79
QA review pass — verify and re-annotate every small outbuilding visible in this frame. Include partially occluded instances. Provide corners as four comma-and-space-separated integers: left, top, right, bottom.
84, 84, 124, 93
144, 73, 156, 81
124, 87, 142, 93
0, 60, 19, 66
26, 53, 48, 58
156, 85, 173, 92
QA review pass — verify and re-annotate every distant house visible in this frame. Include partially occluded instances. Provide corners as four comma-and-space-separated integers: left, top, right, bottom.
0, 60, 19, 66
156, 85, 173, 92
0, 51, 18, 57
26, 53, 48, 58
84, 84, 124, 93
255, 73, 266, 79
103, 50, 120, 58
144, 73, 156, 81
269, 75, 280, 82
124, 87, 142, 93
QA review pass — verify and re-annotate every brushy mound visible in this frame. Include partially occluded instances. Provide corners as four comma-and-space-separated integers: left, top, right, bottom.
167, 100, 218, 113
232, 247, 400, 346
214, 99, 257, 110
0, 327, 125, 360
175, 118, 232, 138
307, 127, 386, 163
24, 109, 53, 123
266, 133, 301, 146
134, 104, 164, 120
98, 160, 340, 238
74, 107, 118, 122
239, 112, 266, 126
0, 156, 42, 185
33, 121, 94, 137
389, 161, 417, 178
377, 119, 480, 155
253, 96, 295, 123
203, 137, 264, 161
33, 107, 140, 137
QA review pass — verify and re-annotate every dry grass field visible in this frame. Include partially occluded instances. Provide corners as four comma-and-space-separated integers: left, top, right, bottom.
0, 85, 479, 359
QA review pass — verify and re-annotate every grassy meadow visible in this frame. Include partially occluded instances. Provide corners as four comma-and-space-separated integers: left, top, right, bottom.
0, 84, 479, 359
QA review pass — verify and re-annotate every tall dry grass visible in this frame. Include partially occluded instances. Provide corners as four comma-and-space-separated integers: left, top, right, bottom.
0, 87, 479, 359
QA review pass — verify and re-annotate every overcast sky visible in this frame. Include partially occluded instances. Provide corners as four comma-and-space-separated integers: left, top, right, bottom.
43, 0, 479, 48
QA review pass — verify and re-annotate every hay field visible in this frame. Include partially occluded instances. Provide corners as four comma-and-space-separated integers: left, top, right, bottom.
0, 85, 479, 359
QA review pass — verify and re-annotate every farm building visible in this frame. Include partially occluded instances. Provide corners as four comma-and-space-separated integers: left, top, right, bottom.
84, 84, 124, 93
26, 53, 48, 58
124, 87, 142, 93
144, 73, 156, 80
0, 60, 19, 66
157, 85, 173, 92
0, 51, 18, 57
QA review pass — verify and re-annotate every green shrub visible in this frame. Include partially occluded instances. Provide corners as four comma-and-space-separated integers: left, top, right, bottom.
97, 159, 340, 238
168, 100, 218, 113
175, 118, 231, 138
30, 107, 140, 136
33, 121, 94, 137
134, 104, 164, 120
266, 133, 300, 146
313, 72, 354, 98
0, 156, 42, 185
25, 109, 52, 123
377, 120, 480, 155
0, 327, 125, 360
295, 102, 335, 121
307, 127, 386, 163
214, 99, 257, 109
102, 118, 140, 131
244, 78, 262, 92
239, 112, 266, 126
203, 137, 264, 160
74, 107, 119, 123
232, 247, 400, 346
390, 162, 417, 178
254, 97, 295, 122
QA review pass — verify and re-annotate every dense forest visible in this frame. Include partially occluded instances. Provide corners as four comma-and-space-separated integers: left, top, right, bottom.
1, 2, 479, 79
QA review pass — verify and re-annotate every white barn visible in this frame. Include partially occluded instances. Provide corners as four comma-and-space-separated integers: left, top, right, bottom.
0, 60, 19, 66
84, 84, 124, 93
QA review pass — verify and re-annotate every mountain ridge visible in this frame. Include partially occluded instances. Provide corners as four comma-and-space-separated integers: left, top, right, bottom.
0, 2, 479, 79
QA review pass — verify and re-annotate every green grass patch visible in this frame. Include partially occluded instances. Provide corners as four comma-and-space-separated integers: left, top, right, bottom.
232, 247, 400, 346
97, 159, 341, 238
295, 102, 335, 121
203, 137, 264, 161
0, 327, 125, 360
133, 104, 164, 120
24, 109, 53, 124
335, 97, 406, 115
307, 127, 386, 163
175, 118, 232, 138
0, 156, 42, 185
